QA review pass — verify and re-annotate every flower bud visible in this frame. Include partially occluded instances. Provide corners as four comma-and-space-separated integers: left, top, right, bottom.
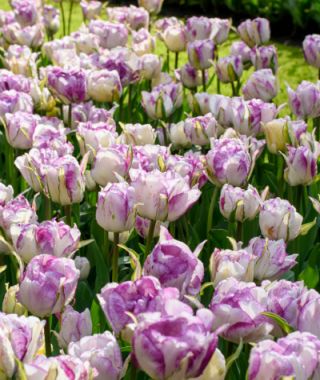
80, 0, 102, 21
243, 69, 278, 102
74, 256, 91, 280
259, 198, 303, 241
96, 182, 136, 233
263, 117, 289, 154
303, 34, 320, 68
188, 39, 215, 70
162, 25, 186, 52
138, 0, 164, 14
216, 55, 243, 83
2, 284, 27, 316
43, 5, 60, 35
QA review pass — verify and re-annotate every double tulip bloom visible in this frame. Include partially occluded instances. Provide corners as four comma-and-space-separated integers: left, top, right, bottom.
188, 39, 215, 70
303, 34, 320, 68
216, 55, 243, 83
243, 69, 278, 102
287, 80, 320, 119
237, 17, 270, 47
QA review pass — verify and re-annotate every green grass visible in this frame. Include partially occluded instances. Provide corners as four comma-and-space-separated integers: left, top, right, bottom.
0, 0, 317, 109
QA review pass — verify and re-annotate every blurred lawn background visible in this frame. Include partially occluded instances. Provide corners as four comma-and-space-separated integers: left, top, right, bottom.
0, 0, 318, 110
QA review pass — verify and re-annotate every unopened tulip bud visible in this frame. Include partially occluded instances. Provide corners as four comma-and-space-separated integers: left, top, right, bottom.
188, 39, 215, 70
263, 118, 289, 154
250, 45, 278, 72
80, 0, 102, 21
303, 34, 320, 68
2, 284, 27, 316
162, 25, 186, 52
287, 81, 320, 119
175, 63, 203, 89
237, 17, 270, 48
216, 55, 243, 83
186, 16, 213, 42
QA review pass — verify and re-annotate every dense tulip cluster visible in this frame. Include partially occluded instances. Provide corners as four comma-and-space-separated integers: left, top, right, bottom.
0, 1, 319, 379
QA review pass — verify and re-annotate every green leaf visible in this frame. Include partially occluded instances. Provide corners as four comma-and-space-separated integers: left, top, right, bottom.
300, 218, 317, 236
13, 358, 27, 380
299, 265, 319, 289
118, 244, 142, 281
78, 239, 94, 249
262, 312, 294, 334
226, 339, 243, 372
200, 282, 214, 296
74, 281, 94, 311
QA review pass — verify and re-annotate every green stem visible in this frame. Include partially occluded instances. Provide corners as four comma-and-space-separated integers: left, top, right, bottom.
112, 233, 119, 282
318, 68, 320, 81
216, 76, 221, 94
236, 221, 243, 242
127, 85, 132, 122
7, 144, 17, 194
276, 154, 284, 198
144, 220, 156, 263
103, 230, 110, 268
44, 196, 52, 221
166, 48, 170, 73
44, 317, 51, 356
313, 117, 320, 143
130, 365, 137, 380
59, 1, 66, 36
64, 205, 72, 226
202, 69, 207, 92
231, 81, 236, 96
207, 186, 219, 235
175, 52, 179, 69
68, 103, 73, 130
67, 0, 74, 35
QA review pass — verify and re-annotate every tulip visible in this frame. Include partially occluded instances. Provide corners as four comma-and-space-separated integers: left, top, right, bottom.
0, 70, 31, 93
247, 99, 278, 136
46, 67, 88, 105
219, 184, 262, 222
43, 5, 60, 35
131, 169, 201, 222
43, 37, 76, 61
216, 55, 243, 85
71, 31, 100, 54
259, 198, 303, 241
0, 90, 33, 118
211, 18, 231, 44
135, 216, 167, 239
132, 314, 218, 380
144, 226, 205, 296
0, 10, 15, 27
250, 45, 278, 73
303, 34, 320, 69
4, 112, 40, 150
186, 16, 213, 41
132, 28, 155, 56
141, 83, 183, 120
287, 80, 320, 119
4, 45, 38, 77
0, 195, 37, 238
162, 25, 186, 53
98, 276, 180, 334
127, 5, 149, 30
96, 182, 136, 233
56, 306, 92, 349
2, 284, 27, 316
139, 54, 162, 81
10, 223, 40, 263
120, 123, 156, 145
247, 237, 297, 281
210, 278, 273, 343
68, 332, 123, 380
106, 7, 129, 23
44, 155, 85, 206
74, 256, 91, 280
18, 254, 79, 318
0, 313, 45, 366
237, 17, 270, 48
209, 248, 256, 286
155, 16, 181, 33
296, 291, 320, 339
175, 63, 203, 89
263, 117, 290, 154
24, 355, 92, 379
87, 69, 122, 104
248, 331, 320, 380
283, 145, 318, 186
138, 0, 164, 14
12, 0, 38, 26
243, 69, 278, 102
89, 20, 128, 49
70, 101, 115, 128
80, 0, 102, 21
91, 145, 132, 186
206, 137, 253, 187
188, 39, 215, 70
132, 144, 170, 172
0, 183, 13, 207
3, 23, 44, 49
230, 41, 252, 64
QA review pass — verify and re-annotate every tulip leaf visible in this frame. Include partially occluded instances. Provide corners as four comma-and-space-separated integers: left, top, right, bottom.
300, 218, 317, 236
78, 239, 95, 249
226, 339, 244, 372
118, 244, 142, 281
262, 312, 294, 334
299, 265, 319, 289
13, 358, 27, 380
200, 282, 215, 296
0, 265, 6, 274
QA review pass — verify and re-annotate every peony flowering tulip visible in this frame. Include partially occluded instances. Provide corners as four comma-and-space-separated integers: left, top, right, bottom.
219, 184, 262, 222
188, 39, 215, 70
127, 5, 149, 30
80, 0, 102, 21
175, 63, 204, 89
303, 34, 320, 68
132, 313, 218, 380
237, 17, 270, 48
247, 237, 297, 281
210, 278, 273, 343
57, 306, 92, 349
138, 0, 164, 14
250, 45, 278, 72
0, 183, 13, 207
216, 55, 243, 83
71, 31, 100, 55
46, 67, 88, 105
18, 254, 80, 318
3, 23, 44, 49
11, 0, 38, 26
259, 198, 303, 241
4, 45, 38, 77
287, 80, 320, 119
211, 18, 231, 44
139, 54, 162, 81
243, 69, 278, 102
186, 16, 213, 42
68, 332, 123, 380
247, 98, 278, 136
43, 5, 60, 36
0, 70, 31, 93
263, 117, 290, 154
89, 20, 128, 49
206, 137, 253, 187
144, 226, 205, 296
135, 216, 167, 239
96, 182, 136, 233
162, 25, 186, 52
209, 248, 256, 286
87, 69, 122, 103
120, 123, 156, 146
2, 284, 27, 316
131, 169, 201, 222
0, 90, 33, 118
132, 28, 155, 56
230, 41, 252, 64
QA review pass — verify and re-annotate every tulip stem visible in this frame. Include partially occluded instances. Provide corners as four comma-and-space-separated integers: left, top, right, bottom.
67, 104, 73, 130
44, 195, 52, 221
166, 48, 170, 73
318, 68, 320, 80
130, 365, 137, 380
59, 1, 66, 36
313, 116, 320, 143
202, 70, 206, 92
231, 81, 236, 96
236, 221, 243, 242
103, 230, 110, 269
175, 52, 179, 69
64, 205, 72, 226
67, 0, 74, 35
217, 77, 221, 94
207, 186, 219, 236
144, 220, 156, 263
6, 143, 17, 194
276, 154, 284, 197
112, 233, 119, 282
44, 317, 51, 356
